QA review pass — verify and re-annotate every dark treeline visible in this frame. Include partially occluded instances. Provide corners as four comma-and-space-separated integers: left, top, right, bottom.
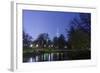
23, 32, 67, 49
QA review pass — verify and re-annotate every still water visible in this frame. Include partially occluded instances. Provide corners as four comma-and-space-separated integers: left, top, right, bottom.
23, 52, 68, 62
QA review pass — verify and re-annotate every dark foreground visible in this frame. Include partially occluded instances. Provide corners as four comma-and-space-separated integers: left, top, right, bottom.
23, 49, 91, 62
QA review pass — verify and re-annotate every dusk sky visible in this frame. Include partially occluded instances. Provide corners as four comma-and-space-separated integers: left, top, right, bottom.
23, 10, 80, 40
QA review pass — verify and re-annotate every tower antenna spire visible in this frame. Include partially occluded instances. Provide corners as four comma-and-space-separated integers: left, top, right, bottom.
56, 25, 59, 37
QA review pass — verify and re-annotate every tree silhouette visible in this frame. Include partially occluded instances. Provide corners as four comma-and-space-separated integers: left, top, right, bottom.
35, 33, 49, 48
58, 34, 66, 49
53, 34, 66, 49
53, 36, 58, 48
23, 31, 32, 48
67, 13, 91, 49
70, 13, 91, 33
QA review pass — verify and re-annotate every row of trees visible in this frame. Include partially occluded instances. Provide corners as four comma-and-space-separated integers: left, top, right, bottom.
23, 13, 91, 50
23, 32, 67, 49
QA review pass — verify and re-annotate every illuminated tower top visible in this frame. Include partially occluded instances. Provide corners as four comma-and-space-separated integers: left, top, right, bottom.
56, 26, 59, 38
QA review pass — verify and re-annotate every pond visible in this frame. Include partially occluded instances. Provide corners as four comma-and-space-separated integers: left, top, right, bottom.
23, 52, 69, 62
23, 49, 91, 62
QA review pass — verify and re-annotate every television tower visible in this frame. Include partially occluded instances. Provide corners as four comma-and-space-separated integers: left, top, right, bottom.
56, 26, 59, 38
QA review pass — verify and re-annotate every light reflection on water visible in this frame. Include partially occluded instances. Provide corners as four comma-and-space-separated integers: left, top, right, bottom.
24, 52, 68, 62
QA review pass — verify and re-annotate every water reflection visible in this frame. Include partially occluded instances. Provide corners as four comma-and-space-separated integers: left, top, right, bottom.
23, 52, 68, 62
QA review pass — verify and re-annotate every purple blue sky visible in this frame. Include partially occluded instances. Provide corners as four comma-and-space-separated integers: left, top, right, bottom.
23, 10, 80, 41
